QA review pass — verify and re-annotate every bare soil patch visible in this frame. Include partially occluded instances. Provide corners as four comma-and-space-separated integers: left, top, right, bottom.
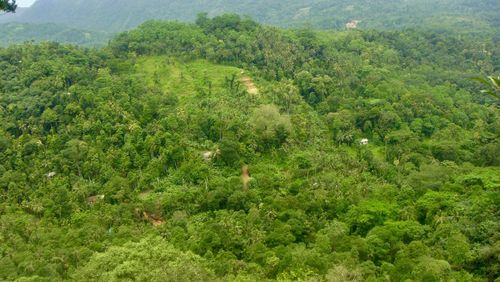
240, 75, 259, 95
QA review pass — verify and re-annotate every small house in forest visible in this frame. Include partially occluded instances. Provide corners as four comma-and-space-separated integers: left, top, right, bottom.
86, 194, 105, 204
202, 149, 220, 161
360, 138, 369, 145
346, 20, 359, 29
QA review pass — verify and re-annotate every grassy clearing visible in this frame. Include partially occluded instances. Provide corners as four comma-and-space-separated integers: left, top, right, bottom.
133, 56, 243, 98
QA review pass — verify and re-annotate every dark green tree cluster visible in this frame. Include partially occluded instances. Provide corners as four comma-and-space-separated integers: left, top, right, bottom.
0, 14, 498, 281
0, 0, 16, 12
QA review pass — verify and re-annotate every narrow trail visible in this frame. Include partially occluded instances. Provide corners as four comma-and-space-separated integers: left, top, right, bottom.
240, 75, 259, 95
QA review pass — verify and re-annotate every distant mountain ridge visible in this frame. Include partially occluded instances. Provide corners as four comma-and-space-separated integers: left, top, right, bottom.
1, 0, 499, 33
0, 22, 111, 47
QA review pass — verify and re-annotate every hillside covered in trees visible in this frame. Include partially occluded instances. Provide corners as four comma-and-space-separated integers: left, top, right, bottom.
1, 0, 499, 46
0, 14, 499, 281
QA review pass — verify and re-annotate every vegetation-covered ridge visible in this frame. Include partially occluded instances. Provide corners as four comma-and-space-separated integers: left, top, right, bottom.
1, 0, 499, 33
0, 14, 498, 281
0, 22, 112, 47
1, 0, 498, 47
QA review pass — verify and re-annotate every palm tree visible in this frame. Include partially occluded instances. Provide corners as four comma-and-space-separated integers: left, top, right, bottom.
473, 75, 500, 100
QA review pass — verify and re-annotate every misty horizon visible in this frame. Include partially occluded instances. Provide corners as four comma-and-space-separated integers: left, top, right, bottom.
16, 0, 36, 7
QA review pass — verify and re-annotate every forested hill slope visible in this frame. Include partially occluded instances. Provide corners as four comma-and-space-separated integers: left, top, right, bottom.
1, 0, 499, 32
0, 15, 498, 281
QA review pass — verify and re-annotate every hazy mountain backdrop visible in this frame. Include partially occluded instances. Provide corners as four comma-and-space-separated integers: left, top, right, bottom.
1, 0, 499, 32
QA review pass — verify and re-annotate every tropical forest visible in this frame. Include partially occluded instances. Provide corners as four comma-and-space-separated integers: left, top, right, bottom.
0, 0, 498, 281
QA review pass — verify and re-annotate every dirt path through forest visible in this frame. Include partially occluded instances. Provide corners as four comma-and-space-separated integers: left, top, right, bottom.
240, 75, 259, 95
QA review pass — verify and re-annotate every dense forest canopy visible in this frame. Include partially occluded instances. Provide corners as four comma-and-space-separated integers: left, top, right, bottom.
0, 11, 499, 282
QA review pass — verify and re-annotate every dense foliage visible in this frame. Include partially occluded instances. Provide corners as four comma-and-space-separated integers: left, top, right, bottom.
0, 14, 498, 281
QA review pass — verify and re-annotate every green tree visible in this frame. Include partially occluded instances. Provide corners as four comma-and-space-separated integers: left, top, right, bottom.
0, 0, 16, 12
250, 104, 292, 150
62, 139, 89, 177
345, 201, 397, 236
74, 237, 216, 281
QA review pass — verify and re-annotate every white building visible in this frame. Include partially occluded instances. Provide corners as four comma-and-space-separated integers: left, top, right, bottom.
346, 20, 359, 29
